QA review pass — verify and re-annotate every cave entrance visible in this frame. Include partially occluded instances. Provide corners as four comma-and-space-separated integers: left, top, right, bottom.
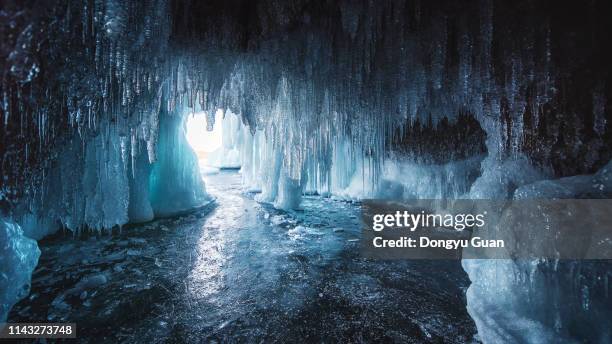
185, 110, 223, 169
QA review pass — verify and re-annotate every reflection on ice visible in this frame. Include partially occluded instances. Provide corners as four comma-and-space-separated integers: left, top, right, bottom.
188, 225, 226, 299
10, 171, 476, 342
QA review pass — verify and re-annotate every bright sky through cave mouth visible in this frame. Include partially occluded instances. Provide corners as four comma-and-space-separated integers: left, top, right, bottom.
186, 110, 223, 161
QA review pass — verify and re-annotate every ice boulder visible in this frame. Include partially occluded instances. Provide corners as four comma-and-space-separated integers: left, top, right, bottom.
0, 218, 40, 322
463, 159, 612, 343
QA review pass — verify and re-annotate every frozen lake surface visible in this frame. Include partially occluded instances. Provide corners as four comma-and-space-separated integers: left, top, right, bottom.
10, 171, 477, 343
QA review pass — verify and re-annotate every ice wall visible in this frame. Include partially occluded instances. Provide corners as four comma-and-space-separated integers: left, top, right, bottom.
12, 104, 209, 237
15, 122, 131, 237
0, 102, 209, 321
236, 121, 483, 207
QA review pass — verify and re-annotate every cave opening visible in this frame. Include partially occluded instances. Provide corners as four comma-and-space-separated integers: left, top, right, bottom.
185, 111, 223, 165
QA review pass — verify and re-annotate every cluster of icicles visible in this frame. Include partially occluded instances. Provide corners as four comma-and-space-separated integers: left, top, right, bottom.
1, 0, 580, 205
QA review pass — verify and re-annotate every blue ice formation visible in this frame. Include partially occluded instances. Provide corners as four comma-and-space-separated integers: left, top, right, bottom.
2, 105, 210, 321
14, 105, 210, 238
149, 109, 211, 217
0, 218, 39, 322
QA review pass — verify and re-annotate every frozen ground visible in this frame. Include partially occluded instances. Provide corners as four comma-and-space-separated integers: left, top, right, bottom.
9, 171, 476, 343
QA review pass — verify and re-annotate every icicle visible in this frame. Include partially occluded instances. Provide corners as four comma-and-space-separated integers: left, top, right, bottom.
130, 129, 137, 179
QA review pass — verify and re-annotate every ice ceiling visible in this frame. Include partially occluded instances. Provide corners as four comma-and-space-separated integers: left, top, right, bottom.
2, 0, 611, 207
1, 0, 612, 341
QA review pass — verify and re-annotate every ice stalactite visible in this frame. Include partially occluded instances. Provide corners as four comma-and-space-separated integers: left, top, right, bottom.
239, 127, 265, 193
229, 111, 484, 206
253, 134, 284, 205
226, 106, 486, 205
3, 0, 611, 214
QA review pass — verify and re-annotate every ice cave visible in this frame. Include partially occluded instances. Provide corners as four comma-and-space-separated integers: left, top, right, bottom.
0, 0, 611, 342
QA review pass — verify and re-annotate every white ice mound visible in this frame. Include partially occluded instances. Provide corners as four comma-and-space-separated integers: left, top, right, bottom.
207, 147, 241, 169
0, 218, 40, 322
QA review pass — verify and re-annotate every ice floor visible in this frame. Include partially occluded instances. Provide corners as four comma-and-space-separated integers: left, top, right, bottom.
9, 171, 477, 343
